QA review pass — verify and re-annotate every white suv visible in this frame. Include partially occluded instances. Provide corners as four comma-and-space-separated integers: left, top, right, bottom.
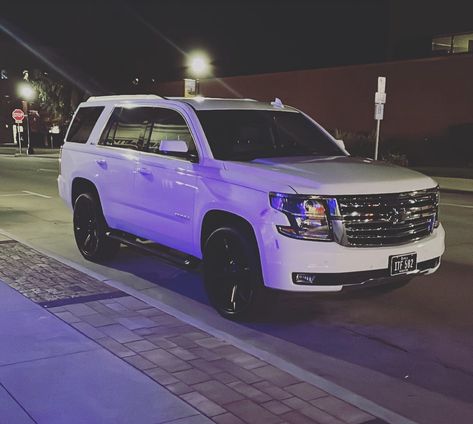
58, 95, 445, 320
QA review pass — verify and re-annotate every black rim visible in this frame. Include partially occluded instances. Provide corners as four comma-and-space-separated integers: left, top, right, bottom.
206, 233, 254, 315
74, 198, 100, 257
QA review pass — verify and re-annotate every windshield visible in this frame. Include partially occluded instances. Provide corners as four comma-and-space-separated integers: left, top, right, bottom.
196, 110, 345, 161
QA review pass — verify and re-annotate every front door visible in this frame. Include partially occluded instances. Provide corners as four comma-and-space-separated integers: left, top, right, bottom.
133, 107, 199, 255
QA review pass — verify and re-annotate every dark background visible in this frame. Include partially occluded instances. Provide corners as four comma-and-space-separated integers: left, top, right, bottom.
0, 0, 471, 93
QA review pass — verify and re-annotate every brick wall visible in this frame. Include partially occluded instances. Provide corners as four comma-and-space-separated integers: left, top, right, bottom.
158, 54, 473, 139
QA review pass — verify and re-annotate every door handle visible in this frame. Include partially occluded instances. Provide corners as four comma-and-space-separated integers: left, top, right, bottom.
136, 167, 152, 176
95, 159, 107, 167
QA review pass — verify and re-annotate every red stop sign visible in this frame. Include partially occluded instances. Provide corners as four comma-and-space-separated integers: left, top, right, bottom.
12, 109, 25, 122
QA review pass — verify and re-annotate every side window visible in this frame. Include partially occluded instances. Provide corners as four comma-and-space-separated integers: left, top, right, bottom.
99, 107, 152, 151
67, 107, 104, 143
148, 108, 197, 159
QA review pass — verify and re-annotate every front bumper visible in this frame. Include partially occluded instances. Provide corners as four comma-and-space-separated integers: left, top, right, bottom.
259, 223, 445, 292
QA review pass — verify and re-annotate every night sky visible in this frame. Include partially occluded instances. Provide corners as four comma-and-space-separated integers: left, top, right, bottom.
0, 0, 471, 93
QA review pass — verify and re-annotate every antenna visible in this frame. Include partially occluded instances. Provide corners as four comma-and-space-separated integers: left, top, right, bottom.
271, 98, 284, 108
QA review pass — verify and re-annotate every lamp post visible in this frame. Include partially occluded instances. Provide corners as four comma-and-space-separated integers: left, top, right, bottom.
187, 52, 210, 96
17, 82, 36, 155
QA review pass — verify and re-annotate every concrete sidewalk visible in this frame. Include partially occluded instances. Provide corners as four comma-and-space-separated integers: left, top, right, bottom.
0, 237, 390, 424
0, 280, 211, 424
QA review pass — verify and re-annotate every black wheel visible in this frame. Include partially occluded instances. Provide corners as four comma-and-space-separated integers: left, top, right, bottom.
73, 193, 120, 262
203, 225, 266, 320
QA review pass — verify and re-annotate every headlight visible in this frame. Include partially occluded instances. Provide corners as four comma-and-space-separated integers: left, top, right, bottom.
269, 192, 333, 241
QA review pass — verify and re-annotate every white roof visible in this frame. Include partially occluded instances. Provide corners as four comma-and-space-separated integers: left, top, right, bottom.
85, 95, 297, 112
86, 94, 162, 103
171, 97, 297, 111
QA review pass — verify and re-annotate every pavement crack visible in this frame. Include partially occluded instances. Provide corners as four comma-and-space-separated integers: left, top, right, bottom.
0, 382, 39, 424
342, 326, 409, 353
433, 359, 473, 378
0, 347, 97, 370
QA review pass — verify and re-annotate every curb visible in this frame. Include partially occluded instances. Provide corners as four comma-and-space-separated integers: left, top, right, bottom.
0, 228, 416, 424
0, 153, 59, 159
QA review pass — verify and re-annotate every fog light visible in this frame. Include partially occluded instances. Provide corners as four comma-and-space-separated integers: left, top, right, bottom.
293, 273, 317, 285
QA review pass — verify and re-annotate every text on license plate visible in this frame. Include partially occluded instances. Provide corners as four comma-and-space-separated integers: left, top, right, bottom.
389, 253, 417, 276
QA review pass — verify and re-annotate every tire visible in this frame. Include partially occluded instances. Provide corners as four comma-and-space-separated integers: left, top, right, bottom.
73, 193, 120, 262
203, 224, 267, 321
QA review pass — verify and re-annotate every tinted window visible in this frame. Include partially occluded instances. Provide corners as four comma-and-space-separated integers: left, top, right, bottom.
99, 107, 152, 150
197, 110, 344, 161
67, 107, 104, 143
148, 108, 197, 158
99, 107, 197, 158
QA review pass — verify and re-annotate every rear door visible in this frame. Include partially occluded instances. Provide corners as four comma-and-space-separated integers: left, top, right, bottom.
61, 105, 105, 208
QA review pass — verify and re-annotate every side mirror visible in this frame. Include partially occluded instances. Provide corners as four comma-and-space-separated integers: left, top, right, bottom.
159, 140, 189, 154
334, 139, 346, 150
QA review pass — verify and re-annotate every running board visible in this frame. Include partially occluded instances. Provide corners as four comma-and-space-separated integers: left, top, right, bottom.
106, 230, 200, 269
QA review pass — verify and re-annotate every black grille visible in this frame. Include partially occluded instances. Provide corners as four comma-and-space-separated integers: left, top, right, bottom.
336, 188, 439, 247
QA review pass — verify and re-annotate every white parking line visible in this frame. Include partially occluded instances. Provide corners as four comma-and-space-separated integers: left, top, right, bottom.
21, 190, 52, 199
0, 193, 31, 197
38, 168, 57, 173
441, 202, 473, 209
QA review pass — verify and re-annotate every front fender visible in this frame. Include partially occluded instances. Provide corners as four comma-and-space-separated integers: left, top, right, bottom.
194, 178, 289, 261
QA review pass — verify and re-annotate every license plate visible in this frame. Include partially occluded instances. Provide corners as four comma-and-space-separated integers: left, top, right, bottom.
389, 253, 417, 276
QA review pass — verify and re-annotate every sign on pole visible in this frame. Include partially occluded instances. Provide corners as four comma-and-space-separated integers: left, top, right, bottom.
374, 76, 386, 160
377, 76, 386, 93
12, 108, 25, 123
374, 103, 384, 120
375, 92, 386, 104
12, 109, 25, 154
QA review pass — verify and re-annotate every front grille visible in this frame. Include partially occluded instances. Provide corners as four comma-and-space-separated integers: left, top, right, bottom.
336, 188, 439, 247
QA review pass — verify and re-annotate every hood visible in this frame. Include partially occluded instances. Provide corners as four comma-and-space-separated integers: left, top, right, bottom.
224, 156, 438, 195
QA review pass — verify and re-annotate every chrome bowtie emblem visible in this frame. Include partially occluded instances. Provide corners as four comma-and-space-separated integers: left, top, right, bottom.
391, 207, 410, 224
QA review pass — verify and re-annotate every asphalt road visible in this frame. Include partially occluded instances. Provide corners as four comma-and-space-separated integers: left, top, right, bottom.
1, 155, 472, 423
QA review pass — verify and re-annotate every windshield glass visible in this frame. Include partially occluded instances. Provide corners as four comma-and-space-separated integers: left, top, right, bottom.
196, 110, 345, 161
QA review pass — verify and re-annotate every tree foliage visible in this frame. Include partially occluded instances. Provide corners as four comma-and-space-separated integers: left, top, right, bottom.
30, 70, 72, 127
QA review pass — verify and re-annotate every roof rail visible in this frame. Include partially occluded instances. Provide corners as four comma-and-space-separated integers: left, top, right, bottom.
86, 94, 163, 102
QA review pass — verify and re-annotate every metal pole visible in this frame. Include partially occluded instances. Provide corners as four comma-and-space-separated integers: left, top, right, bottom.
17, 123, 22, 154
25, 102, 32, 155
374, 118, 381, 160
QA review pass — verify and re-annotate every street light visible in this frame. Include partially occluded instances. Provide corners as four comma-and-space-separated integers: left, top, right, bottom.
18, 82, 35, 101
17, 82, 36, 155
190, 55, 209, 77
186, 52, 210, 95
